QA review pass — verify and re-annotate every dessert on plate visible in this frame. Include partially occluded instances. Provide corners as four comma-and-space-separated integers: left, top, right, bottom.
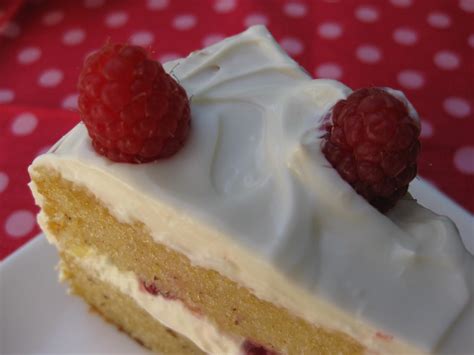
29, 26, 473, 354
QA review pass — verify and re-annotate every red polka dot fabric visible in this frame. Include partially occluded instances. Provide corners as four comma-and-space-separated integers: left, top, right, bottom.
1, 0, 473, 260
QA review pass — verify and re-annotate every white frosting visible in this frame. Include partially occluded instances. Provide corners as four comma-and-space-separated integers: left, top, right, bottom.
74, 252, 243, 354
29, 26, 473, 354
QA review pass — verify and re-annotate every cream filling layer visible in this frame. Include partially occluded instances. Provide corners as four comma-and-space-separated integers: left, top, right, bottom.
70, 250, 243, 355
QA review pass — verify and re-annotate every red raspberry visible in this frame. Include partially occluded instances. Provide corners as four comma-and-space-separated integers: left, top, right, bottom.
322, 88, 420, 212
78, 43, 190, 163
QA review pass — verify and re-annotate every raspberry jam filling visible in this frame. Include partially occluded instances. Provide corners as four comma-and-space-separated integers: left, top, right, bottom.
139, 277, 177, 300
242, 340, 279, 355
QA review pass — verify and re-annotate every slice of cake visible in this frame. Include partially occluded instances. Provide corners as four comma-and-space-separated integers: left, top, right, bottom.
29, 26, 473, 354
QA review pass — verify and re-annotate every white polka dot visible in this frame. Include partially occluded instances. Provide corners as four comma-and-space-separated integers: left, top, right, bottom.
443, 97, 471, 118
244, 13, 269, 27
318, 22, 343, 39
356, 45, 382, 64
11, 113, 38, 136
393, 27, 418, 45
42, 10, 64, 26
38, 69, 64, 87
427, 11, 451, 29
214, 0, 236, 13
315, 63, 343, 79
173, 14, 197, 30
62, 28, 86, 46
0, 89, 14, 103
130, 31, 154, 46
459, 0, 474, 12
0, 172, 9, 193
454, 146, 474, 174
397, 70, 425, 89
355, 5, 379, 23
284, 2, 308, 17
468, 34, 474, 48
202, 34, 225, 47
5, 210, 36, 238
147, 0, 169, 10
389, 0, 412, 7
280, 37, 304, 55
37, 146, 52, 156
434, 50, 461, 70
0, 22, 21, 38
17, 47, 42, 64
83, 0, 105, 8
420, 120, 434, 138
62, 93, 79, 110
105, 11, 129, 28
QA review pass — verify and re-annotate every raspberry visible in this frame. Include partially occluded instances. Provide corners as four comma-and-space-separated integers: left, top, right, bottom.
322, 88, 420, 212
78, 43, 190, 163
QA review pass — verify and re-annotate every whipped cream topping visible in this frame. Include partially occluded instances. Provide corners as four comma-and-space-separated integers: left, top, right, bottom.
29, 26, 473, 353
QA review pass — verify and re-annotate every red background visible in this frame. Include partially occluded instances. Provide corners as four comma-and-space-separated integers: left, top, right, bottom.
1, 0, 473, 260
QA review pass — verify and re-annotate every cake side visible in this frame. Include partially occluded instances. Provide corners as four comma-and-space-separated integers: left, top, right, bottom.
32, 162, 474, 353
31, 167, 366, 354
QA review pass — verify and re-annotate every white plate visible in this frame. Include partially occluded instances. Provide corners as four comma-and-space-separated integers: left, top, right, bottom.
1, 179, 473, 354
0, 237, 147, 354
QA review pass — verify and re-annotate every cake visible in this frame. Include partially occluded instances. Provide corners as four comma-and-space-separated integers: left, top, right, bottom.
28, 26, 473, 354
